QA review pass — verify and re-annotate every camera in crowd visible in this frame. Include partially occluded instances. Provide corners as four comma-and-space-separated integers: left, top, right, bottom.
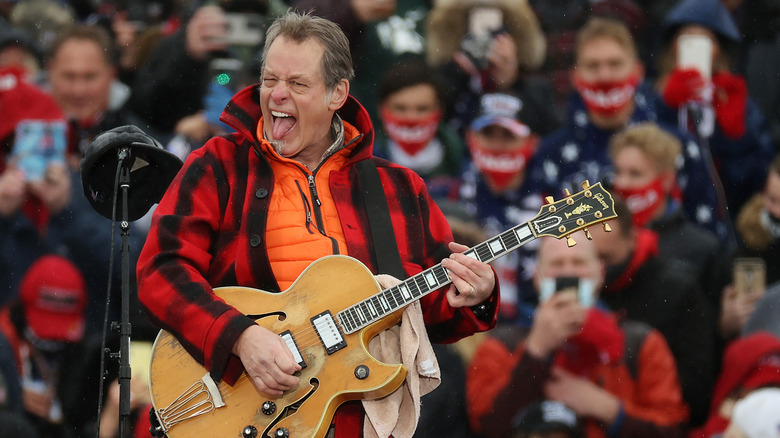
457, 6, 504, 72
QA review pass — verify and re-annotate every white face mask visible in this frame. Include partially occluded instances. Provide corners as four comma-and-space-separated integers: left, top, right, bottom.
538, 277, 595, 308
760, 209, 780, 240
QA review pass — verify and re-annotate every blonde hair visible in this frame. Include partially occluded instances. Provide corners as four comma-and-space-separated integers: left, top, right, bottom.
576, 17, 637, 61
609, 122, 681, 173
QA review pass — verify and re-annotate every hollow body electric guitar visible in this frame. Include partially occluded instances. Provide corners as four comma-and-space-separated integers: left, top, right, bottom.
148, 181, 617, 438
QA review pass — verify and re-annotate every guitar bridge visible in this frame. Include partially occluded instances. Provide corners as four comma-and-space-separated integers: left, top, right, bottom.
155, 373, 225, 433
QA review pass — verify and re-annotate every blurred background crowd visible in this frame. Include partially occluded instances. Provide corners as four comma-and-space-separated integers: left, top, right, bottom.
0, 0, 779, 437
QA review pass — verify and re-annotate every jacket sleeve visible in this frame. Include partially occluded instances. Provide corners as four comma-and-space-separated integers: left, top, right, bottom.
466, 336, 550, 438
407, 175, 500, 341
618, 329, 689, 438
136, 142, 255, 381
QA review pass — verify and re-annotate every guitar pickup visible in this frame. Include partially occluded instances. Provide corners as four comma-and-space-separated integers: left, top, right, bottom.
311, 311, 347, 355
280, 330, 307, 369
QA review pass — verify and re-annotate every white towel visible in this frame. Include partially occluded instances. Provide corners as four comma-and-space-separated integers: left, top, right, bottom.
361, 275, 441, 438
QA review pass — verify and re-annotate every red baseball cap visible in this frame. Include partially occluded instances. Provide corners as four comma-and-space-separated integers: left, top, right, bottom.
20, 255, 87, 342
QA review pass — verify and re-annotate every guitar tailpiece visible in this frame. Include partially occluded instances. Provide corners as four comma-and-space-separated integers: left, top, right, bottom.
149, 407, 166, 438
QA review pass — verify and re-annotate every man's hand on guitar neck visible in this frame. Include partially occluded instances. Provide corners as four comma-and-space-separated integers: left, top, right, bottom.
441, 242, 496, 307
232, 325, 302, 396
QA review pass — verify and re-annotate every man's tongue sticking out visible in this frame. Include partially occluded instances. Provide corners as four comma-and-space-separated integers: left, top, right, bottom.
272, 113, 296, 139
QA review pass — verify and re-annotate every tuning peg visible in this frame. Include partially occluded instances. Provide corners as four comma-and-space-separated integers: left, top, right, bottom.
545, 196, 555, 204
584, 228, 592, 240
581, 180, 591, 189
602, 222, 612, 232
564, 188, 572, 196
566, 235, 577, 247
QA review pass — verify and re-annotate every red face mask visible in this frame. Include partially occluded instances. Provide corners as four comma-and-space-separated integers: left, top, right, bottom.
573, 69, 641, 116
467, 133, 537, 192
614, 177, 666, 227
380, 108, 442, 156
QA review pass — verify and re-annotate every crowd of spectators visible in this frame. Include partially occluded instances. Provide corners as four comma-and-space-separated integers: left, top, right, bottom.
0, 0, 779, 437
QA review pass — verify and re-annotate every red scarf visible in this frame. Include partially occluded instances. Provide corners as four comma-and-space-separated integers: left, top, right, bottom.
604, 228, 659, 293
554, 307, 625, 377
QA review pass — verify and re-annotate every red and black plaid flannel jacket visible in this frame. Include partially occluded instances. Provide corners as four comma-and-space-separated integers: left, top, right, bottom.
136, 85, 498, 384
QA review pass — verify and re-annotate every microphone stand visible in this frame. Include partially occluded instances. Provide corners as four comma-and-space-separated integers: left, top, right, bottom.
115, 148, 133, 438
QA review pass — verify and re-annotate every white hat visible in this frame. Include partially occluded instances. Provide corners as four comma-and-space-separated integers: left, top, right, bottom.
731, 387, 780, 438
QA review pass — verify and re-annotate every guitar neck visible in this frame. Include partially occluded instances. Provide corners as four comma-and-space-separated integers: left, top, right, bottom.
336, 222, 537, 334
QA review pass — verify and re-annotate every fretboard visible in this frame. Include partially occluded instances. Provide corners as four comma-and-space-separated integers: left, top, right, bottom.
336, 222, 537, 333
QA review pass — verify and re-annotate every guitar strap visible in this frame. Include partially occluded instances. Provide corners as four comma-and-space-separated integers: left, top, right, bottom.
356, 159, 406, 279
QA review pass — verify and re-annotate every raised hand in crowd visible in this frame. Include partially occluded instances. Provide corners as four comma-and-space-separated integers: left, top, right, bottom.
545, 367, 621, 425
0, 166, 25, 218
27, 163, 71, 216
719, 284, 763, 339
485, 33, 520, 90
525, 291, 585, 358
185, 6, 228, 61
351, 0, 396, 24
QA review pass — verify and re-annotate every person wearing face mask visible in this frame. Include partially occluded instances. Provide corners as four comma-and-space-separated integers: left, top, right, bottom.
528, 17, 729, 244
374, 60, 467, 186
466, 233, 689, 438
451, 92, 544, 325
735, 156, 780, 288
590, 199, 717, 427
653, 0, 775, 222
609, 123, 723, 312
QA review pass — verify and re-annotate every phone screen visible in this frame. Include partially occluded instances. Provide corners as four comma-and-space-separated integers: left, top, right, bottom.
733, 258, 766, 297
677, 34, 712, 79
11, 120, 67, 181
539, 276, 595, 307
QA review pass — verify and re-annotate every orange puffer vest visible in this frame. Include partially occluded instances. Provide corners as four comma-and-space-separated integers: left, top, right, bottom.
257, 121, 362, 290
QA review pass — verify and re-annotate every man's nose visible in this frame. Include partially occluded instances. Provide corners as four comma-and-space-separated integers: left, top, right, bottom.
271, 81, 289, 104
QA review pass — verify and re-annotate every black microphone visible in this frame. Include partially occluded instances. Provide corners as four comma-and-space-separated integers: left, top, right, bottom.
80, 125, 183, 221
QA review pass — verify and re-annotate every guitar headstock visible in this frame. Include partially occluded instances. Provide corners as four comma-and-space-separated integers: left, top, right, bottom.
531, 181, 617, 246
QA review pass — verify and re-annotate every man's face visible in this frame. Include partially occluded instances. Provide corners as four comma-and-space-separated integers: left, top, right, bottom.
591, 221, 634, 267
575, 37, 639, 85
48, 38, 114, 123
380, 83, 439, 119
535, 234, 604, 290
260, 36, 348, 164
612, 145, 658, 190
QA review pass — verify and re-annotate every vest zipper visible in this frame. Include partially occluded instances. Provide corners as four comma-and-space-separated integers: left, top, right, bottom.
296, 176, 340, 254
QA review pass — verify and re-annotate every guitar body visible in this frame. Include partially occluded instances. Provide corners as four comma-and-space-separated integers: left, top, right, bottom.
149, 256, 408, 438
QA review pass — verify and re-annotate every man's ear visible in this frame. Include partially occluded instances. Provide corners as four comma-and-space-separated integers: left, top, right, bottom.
328, 79, 349, 110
